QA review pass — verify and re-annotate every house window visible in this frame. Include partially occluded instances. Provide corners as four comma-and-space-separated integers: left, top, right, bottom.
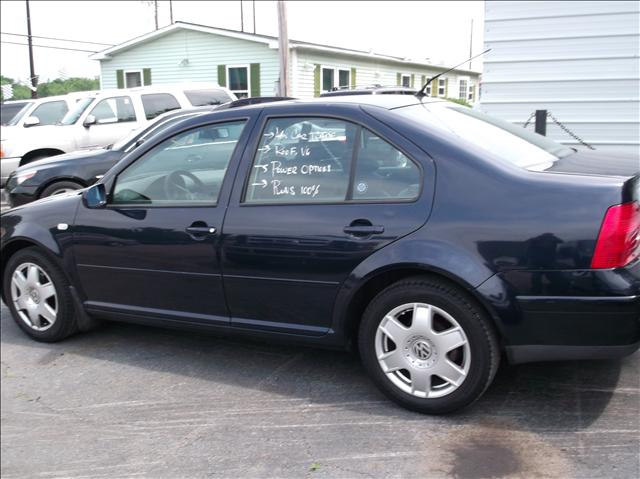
459, 79, 468, 100
227, 65, 250, 98
426, 84, 432, 96
438, 78, 446, 97
468, 83, 474, 101
124, 70, 142, 88
401, 74, 411, 88
322, 67, 351, 91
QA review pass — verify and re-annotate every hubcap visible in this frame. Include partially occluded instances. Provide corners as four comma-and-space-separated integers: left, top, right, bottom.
10, 262, 58, 331
375, 303, 471, 399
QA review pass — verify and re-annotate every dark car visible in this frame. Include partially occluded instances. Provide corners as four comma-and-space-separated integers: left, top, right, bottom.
320, 85, 417, 97
1, 95, 638, 414
5, 108, 212, 208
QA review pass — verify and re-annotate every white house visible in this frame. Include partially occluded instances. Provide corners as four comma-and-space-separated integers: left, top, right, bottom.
90, 21, 480, 101
479, 1, 640, 155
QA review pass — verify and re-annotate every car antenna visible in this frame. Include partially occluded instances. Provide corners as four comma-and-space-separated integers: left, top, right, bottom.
415, 48, 491, 99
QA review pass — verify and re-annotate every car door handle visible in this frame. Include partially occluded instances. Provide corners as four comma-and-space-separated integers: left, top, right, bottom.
343, 225, 385, 236
185, 224, 217, 239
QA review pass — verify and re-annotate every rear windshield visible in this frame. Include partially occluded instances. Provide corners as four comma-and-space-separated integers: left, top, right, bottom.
59, 97, 95, 125
1, 101, 33, 126
395, 103, 575, 169
184, 89, 232, 106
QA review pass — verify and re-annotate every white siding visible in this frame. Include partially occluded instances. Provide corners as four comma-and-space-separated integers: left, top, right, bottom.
480, 1, 640, 155
100, 29, 280, 96
293, 49, 479, 100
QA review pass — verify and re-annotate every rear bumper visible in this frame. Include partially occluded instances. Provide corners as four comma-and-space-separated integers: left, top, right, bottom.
476, 261, 640, 364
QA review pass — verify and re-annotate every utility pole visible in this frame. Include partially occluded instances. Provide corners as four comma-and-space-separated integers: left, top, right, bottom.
277, 1, 289, 96
25, 0, 37, 98
468, 18, 473, 70
240, 1, 244, 32
169, 0, 173, 23
154, 0, 159, 29
252, 0, 256, 33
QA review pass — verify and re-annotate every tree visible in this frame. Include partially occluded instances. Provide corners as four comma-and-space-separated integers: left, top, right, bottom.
1, 76, 100, 101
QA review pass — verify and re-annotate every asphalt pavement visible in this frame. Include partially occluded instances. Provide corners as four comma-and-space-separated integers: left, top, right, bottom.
1, 300, 639, 478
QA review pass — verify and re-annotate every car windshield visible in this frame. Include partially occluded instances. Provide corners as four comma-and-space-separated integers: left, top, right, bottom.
111, 112, 200, 152
395, 102, 575, 169
59, 97, 94, 125
2, 101, 33, 126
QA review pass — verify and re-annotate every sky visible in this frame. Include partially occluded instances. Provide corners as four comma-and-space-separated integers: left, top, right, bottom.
0, 0, 485, 83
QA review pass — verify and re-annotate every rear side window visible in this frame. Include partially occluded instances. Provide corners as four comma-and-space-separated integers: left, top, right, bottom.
31, 100, 69, 125
90, 96, 136, 124
244, 117, 420, 204
184, 89, 232, 106
141, 93, 181, 120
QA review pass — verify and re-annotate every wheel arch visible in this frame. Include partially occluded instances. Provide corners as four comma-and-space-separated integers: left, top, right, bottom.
20, 148, 66, 166
334, 264, 504, 351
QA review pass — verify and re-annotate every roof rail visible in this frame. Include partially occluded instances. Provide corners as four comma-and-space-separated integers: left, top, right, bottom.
218, 96, 296, 110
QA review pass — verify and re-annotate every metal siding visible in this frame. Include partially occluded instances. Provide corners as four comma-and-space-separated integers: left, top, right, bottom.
480, 1, 640, 154
99, 29, 279, 96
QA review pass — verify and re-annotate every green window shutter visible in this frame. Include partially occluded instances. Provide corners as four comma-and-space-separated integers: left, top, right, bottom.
432, 77, 438, 97
143, 68, 152, 86
445, 78, 449, 97
217, 65, 227, 87
471, 85, 476, 101
396, 73, 401, 86
421, 75, 425, 87
351, 67, 356, 88
250, 63, 260, 97
313, 64, 321, 97
116, 69, 124, 89
410, 74, 415, 88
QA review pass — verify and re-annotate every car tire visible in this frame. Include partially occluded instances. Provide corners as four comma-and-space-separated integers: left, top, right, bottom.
3, 247, 78, 342
358, 276, 499, 414
40, 181, 83, 199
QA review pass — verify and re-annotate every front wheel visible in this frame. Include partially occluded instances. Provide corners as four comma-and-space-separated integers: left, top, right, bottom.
40, 180, 83, 199
358, 277, 499, 414
3, 247, 78, 342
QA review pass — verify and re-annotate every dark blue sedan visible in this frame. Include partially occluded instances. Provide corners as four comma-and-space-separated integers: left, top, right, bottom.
1, 95, 638, 414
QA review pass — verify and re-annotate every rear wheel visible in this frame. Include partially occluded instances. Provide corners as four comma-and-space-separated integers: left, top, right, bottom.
40, 180, 83, 199
3, 247, 78, 342
358, 276, 499, 414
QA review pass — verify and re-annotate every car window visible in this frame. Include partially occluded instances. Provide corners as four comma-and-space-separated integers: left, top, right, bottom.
90, 96, 136, 124
30, 100, 69, 125
141, 93, 181, 120
111, 120, 246, 206
245, 117, 421, 204
112, 113, 200, 152
1, 101, 33, 125
59, 97, 94, 125
184, 89, 232, 106
244, 117, 357, 204
352, 129, 420, 200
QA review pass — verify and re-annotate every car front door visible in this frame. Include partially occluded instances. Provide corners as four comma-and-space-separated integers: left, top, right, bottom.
78, 95, 141, 150
221, 107, 435, 336
72, 115, 256, 325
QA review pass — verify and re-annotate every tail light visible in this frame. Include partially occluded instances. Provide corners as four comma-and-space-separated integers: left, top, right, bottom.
591, 201, 640, 268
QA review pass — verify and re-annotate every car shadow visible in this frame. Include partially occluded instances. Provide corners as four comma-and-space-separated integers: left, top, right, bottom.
1, 312, 627, 433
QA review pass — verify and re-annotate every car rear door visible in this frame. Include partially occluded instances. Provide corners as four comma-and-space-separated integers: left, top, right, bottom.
221, 104, 435, 336
72, 112, 258, 324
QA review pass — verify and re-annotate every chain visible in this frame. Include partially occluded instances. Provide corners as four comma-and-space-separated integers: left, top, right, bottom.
522, 111, 595, 150
547, 112, 595, 150
522, 112, 536, 129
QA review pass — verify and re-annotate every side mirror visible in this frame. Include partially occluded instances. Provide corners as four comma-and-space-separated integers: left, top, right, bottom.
83, 183, 107, 209
83, 115, 97, 128
23, 116, 40, 127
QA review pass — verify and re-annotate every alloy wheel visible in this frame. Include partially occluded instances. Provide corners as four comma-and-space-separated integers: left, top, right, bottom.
10, 262, 58, 331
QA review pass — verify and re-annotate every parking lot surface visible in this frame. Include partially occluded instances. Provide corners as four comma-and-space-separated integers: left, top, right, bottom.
1, 301, 639, 478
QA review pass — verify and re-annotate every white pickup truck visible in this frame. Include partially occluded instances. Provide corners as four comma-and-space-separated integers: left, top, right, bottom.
0, 82, 236, 186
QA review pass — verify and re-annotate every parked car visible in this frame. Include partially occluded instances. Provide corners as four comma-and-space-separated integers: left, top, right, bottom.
1, 100, 35, 126
0, 83, 236, 186
4, 108, 214, 207
1, 95, 638, 414
320, 85, 417, 97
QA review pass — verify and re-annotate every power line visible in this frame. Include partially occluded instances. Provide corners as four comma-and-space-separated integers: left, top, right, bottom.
0, 31, 113, 46
0, 40, 97, 53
